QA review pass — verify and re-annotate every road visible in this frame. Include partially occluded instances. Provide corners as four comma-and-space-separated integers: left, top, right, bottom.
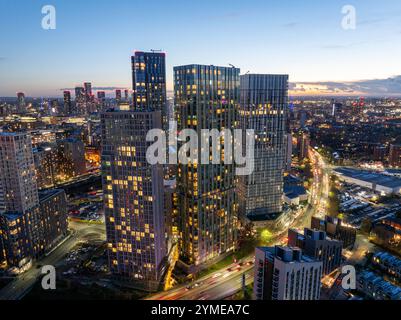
148, 147, 331, 300
0, 221, 105, 300
147, 258, 255, 301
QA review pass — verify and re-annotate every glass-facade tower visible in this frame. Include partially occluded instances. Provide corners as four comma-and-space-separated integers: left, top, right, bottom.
132, 51, 167, 129
174, 64, 240, 266
238, 74, 288, 221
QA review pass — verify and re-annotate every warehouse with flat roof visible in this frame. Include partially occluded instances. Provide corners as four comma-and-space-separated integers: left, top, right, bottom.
334, 167, 401, 195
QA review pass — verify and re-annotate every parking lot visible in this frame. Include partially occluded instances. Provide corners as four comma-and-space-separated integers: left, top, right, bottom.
68, 190, 104, 222
338, 182, 401, 228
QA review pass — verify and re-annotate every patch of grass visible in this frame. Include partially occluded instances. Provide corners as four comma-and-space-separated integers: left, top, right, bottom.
197, 238, 257, 279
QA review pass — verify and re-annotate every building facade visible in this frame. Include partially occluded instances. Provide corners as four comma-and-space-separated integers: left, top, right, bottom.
38, 189, 68, 254
174, 64, 240, 266
132, 51, 167, 128
254, 246, 322, 300
311, 216, 357, 248
101, 109, 166, 290
238, 74, 288, 221
17, 92, 26, 114
288, 228, 343, 275
389, 144, 401, 167
63, 91, 72, 116
0, 132, 41, 268
57, 138, 86, 177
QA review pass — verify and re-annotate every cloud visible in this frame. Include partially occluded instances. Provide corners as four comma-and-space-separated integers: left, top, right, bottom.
205, 12, 240, 21
0, 57, 5, 61
290, 76, 401, 96
282, 22, 299, 28
320, 41, 368, 50
358, 18, 386, 26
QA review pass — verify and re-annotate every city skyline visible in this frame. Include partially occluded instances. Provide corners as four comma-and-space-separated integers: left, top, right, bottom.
1, 0, 401, 97
2, 0, 401, 306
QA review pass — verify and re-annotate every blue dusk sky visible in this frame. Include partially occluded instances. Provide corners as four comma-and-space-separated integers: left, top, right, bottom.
1, 0, 401, 97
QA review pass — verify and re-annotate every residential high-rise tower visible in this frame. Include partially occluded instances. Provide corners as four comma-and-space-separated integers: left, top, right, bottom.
174, 64, 240, 266
132, 51, 167, 128
238, 74, 288, 221
101, 109, 166, 290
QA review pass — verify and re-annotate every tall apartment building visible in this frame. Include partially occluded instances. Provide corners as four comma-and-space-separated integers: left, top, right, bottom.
0, 132, 68, 269
174, 64, 240, 267
38, 189, 68, 253
296, 130, 310, 160
74, 86, 85, 115
17, 92, 27, 114
0, 133, 39, 213
288, 228, 343, 275
238, 74, 288, 221
115, 89, 122, 103
63, 91, 72, 115
33, 143, 58, 189
101, 109, 166, 290
254, 246, 322, 300
132, 51, 167, 128
0, 132, 41, 268
285, 133, 293, 171
0, 213, 31, 269
57, 138, 86, 177
389, 144, 401, 167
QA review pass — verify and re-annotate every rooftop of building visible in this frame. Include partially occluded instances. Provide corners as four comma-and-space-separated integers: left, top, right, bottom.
373, 252, 401, 269
290, 227, 341, 243
0, 211, 24, 221
0, 131, 26, 137
334, 167, 401, 189
256, 246, 317, 264
38, 189, 64, 202
173, 64, 240, 71
284, 185, 308, 198
359, 271, 401, 297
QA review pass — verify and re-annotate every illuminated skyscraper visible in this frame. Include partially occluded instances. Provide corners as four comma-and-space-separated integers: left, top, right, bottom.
115, 89, 122, 103
63, 91, 72, 115
0, 132, 40, 268
0, 132, 68, 269
16, 92, 26, 114
174, 64, 239, 267
75, 86, 85, 115
84, 82, 92, 97
238, 74, 288, 221
75, 86, 84, 100
84, 82, 95, 114
97, 91, 106, 100
132, 51, 167, 128
97, 91, 106, 111
0, 132, 39, 214
101, 109, 166, 290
